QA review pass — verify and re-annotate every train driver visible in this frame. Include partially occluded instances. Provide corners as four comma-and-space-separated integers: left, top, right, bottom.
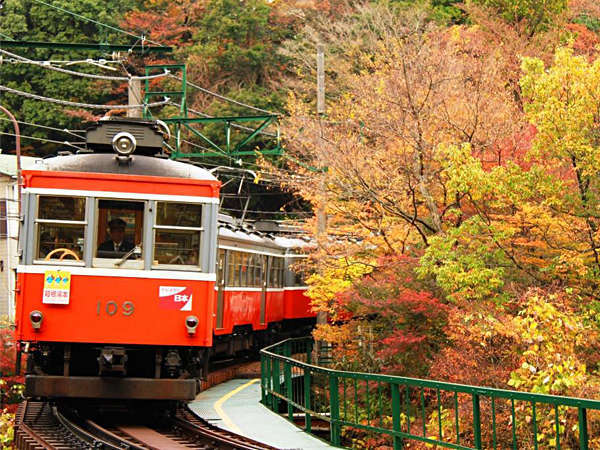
98, 218, 135, 253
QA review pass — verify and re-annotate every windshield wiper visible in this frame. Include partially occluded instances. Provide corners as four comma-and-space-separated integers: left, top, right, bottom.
114, 245, 142, 267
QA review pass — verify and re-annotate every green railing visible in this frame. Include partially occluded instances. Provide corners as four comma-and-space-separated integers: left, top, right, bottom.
260, 337, 600, 449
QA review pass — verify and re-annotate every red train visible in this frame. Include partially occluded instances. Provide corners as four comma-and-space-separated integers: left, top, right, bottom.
14, 118, 315, 400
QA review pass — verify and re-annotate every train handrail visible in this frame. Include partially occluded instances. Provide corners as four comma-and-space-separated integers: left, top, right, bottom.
260, 337, 600, 449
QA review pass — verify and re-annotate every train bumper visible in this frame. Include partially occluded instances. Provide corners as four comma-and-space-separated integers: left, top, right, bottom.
25, 375, 198, 400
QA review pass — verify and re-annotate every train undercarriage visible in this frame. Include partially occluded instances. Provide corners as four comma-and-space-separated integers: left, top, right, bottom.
23, 318, 315, 400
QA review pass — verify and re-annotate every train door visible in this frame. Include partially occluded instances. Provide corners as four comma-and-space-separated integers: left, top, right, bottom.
260, 255, 269, 325
216, 249, 226, 329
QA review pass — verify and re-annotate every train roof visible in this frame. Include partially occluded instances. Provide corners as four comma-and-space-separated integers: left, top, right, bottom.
218, 216, 313, 253
27, 153, 217, 181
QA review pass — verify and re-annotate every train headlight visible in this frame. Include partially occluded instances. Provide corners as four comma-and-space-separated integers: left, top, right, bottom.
185, 315, 199, 335
29, 310, 43, 330
112, 132, 137, 156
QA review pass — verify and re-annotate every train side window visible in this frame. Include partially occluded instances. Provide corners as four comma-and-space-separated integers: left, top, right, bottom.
239, 252, 249, 287
234, 251, 242, 287
153, 202, 202, 268
269, 257, 284, 288
36, 196, 86, 263
226, 251, 236, 286
248, 254, 262, 287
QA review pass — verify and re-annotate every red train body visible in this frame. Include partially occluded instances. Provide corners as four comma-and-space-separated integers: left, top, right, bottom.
14, 119, 315, 400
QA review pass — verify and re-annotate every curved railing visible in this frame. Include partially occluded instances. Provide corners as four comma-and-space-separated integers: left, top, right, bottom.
260, 337, 600, 449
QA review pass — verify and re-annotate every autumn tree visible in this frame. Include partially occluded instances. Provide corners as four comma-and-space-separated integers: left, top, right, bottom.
474, 0, 567, 36
280, 21, 520, 260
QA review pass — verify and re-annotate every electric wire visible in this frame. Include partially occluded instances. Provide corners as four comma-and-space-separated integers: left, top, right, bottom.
0, 49, 169, 81
0, 84, 170, 110
0, 32, 13, 40
169, 74, 278, 116
0, 117, 85, 139
31, 0, 163, 47
184, 104, 278, 138
220, 207, 310, 216
178, 137, 234, 161
48, 58, 123, 66
0, 131, 84, 150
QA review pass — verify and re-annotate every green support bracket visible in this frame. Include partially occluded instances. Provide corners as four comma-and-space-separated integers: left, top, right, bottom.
142, 64, 281, 162
144, 64, 187, 120
162, 115, 282, 159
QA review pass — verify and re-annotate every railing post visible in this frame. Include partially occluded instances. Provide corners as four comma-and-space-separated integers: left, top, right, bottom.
272, 358, 280, 412
285, 360, 293, 420
473, 394, 482, 449
329, 374, 341, 446
266, 356, 273, 407
304, 367, 312, 433
260, 355, 266, 405
391, 383, 403, 450
579, 407, 588, 450
306, 339, 313, 365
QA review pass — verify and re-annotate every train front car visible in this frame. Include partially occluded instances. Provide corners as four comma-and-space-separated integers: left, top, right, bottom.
15, 119, 220, 401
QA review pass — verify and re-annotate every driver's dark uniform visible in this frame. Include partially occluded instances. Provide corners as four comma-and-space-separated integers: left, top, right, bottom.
97, 240, 134, 253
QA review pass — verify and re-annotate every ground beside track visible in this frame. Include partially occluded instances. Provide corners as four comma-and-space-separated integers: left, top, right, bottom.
189, 378, 333, 449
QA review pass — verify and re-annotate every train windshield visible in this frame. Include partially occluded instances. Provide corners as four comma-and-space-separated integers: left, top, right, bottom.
96, 200, 144, 261
37, 196, 86, 262
153, 202, 202, 267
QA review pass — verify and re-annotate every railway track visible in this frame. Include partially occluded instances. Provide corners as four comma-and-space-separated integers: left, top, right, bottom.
14, 400, 278, 449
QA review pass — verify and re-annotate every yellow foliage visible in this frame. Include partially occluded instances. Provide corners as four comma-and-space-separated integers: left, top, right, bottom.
305, 258, 372, 318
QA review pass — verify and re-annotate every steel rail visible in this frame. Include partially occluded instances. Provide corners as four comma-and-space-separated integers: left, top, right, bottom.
83, 419, 148, 450
52, 406, 129, 450
175, 405, 278, 450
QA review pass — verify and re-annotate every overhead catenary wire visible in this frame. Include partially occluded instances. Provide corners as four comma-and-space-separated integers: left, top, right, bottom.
0, 117, 85, 139
220, 207, 310, 216
0, 131, 84, 150
184, 104, 278, 138
0, 84, 170, 110
179, 137, 234, 161
169, 75, 278, 116
31, 0, 163, 47
0, 49, 170, 81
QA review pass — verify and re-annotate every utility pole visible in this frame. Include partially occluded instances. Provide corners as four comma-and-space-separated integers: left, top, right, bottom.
316, 43, 327, 248
127, 78, 143, 118
317, 44, 325, 115
316, 44, 328, 363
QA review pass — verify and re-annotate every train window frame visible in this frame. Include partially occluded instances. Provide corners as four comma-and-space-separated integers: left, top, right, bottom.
152, 201, 203, 271
33, 195, 87, 266
226, 250, 237, 286
92, 198, 146, 270
269, 256, 284, 289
